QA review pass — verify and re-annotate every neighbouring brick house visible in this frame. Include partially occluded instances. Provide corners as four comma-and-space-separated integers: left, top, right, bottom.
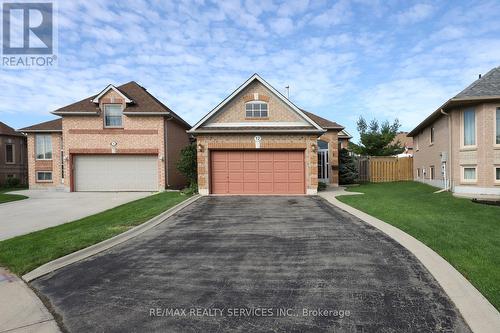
188, 74, 345, 195
0, 121, 27, 186
408, 66, 500, 198
19, 82, 191, 192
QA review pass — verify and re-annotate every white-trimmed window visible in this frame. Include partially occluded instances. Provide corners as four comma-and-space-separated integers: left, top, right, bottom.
35, 134, 52, 160
36, 171, 52, 182
104, 104, 123, 127
462, 166, 477, 183
430, 166, 435, 180
496, 108, 500, 145
463, 108, 476, 146
430, 127, 435, 144
5, 143, 14, 164
495, 166, 500, 183
245, 102, 268, 118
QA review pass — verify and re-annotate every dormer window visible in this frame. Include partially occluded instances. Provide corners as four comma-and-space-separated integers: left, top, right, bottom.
104, 104, 123, 127
245, 101, 268, 118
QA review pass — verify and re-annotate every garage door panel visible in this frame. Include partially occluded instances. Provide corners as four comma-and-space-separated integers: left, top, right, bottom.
244, 172, 258, 182
75, 155, 157, 191
211, 150, 304, 194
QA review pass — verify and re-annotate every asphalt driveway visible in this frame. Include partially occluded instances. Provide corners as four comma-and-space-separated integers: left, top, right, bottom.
0, 190, 151, 240
32, 196, 470, 332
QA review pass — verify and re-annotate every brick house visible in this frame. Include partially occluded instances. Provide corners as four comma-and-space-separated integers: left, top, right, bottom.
408, 66, 500, 198
188, 74, 345, 195
19, 82, 191, 192
0, 121, 27, 186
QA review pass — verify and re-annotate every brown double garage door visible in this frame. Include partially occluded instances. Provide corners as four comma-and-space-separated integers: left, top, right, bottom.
210, 150, 305, 194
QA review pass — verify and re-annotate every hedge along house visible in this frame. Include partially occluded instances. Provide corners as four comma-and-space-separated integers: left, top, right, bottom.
19, 82, 191, 192
188, 74, 345, 195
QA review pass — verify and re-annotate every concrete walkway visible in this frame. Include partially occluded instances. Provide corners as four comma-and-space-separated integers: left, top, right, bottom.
319, 186, 500, 333
0, 190, 151, 240
0, 267, 59, 333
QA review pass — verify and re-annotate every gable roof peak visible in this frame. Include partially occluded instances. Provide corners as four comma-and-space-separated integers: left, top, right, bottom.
189, 73, 325, 132
91, 83, 133, 104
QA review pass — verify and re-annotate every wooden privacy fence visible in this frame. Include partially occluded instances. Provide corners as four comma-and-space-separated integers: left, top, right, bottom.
355, 156, 413, 182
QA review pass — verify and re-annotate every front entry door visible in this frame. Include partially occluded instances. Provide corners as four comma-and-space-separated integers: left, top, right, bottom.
318, 149, 329, 183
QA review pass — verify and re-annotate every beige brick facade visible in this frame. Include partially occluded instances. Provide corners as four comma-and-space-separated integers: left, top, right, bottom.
27, 133, 64, 190
196, 134, 319, 195
412, 102, 500, 196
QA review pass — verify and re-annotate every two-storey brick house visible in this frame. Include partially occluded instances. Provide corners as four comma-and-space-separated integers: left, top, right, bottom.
20, 82, 191, 192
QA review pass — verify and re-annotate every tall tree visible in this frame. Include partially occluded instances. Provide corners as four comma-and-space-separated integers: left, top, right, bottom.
350, 117, 404, 156
339, 148, 358, 184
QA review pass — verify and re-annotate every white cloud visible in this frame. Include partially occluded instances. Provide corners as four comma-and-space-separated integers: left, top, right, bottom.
310, 0, 351, 27
269, 17, 294, 35
396, 3, 434, 24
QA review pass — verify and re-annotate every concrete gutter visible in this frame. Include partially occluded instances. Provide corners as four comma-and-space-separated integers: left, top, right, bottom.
319, 188, 500, 333
23, 194, 201, 282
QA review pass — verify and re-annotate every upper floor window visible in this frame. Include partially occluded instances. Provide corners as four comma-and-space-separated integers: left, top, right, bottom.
430, 127, 435, 144
104, 104, 123, 127
245, 102, 268, 118
463, 108, 475, 146
5, 143, 14, 164
496, 108, 500, 145
35, 134, 52, 160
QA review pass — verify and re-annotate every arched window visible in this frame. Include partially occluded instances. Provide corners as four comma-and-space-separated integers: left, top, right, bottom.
318, 140, 329, 150
245, 101, 268, 118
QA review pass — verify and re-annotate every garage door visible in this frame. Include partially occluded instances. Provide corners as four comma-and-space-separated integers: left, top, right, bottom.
211, 150, 305, 194
74, 155, 158, 191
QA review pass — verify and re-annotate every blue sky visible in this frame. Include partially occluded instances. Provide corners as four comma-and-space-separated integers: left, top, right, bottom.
1, 0, 499, 142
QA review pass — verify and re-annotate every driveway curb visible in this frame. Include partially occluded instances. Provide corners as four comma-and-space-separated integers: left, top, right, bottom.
23, 194, 201, 283
319, 190, 500, 333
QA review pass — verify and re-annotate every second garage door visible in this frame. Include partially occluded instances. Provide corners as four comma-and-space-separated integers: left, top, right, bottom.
211, 150, 305, 194
74, 155, 158, 191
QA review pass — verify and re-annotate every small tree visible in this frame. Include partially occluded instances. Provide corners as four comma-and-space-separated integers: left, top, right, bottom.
339, 148, 358, 185
177, 143, 197, 190
350, 116, 404, 156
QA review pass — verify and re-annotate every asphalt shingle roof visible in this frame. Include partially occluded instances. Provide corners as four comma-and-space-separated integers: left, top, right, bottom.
0, 121, 25, 136
454, 66, 500, 98
19, 118, 62, 132
52, 81, 190, 128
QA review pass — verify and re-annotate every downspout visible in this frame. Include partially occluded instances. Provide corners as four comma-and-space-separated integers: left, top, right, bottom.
440, 108, 452, 191
164, 116, 173, 189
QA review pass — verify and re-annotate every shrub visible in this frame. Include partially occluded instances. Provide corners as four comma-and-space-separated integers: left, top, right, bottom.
339, 148, 358, 185
317, 181, 327, 191
177, 143, 197, 190
6, 177, 20, 188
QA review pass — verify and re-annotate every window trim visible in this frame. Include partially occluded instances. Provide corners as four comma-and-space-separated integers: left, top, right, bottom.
103, 104, 124, 128
495, 107, 500, 148
415, 135, 419, 151
36, 171, 53, 183
461, 165, 477, 184
245, 101, 269, 119
495, 166, 500, 184
430, 165, 435, 180
5, 143, 15, 164
417, 168, 421, 178
35, 134, 53, 160
429, 127, 435, 145
461, 108, 477, 149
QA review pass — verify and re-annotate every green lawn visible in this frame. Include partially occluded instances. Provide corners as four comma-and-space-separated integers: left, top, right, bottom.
0, 191, 190, 275
337, 181, 500, 310
0, 188, 28, 204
